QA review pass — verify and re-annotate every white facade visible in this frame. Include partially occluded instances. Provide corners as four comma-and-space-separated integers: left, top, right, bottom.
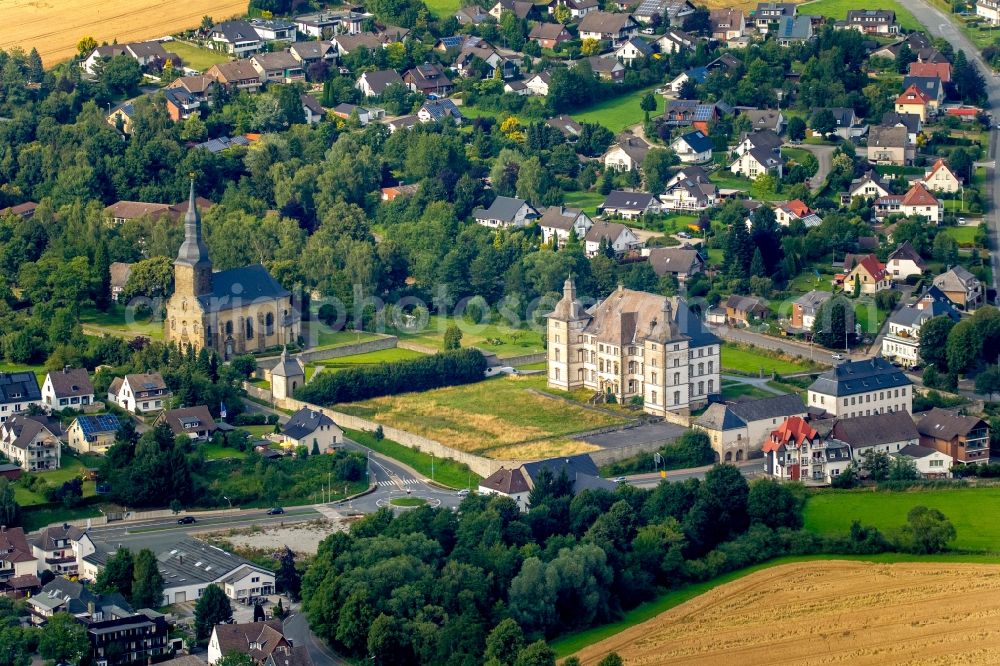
603, 145, 644, 171
730, 151, 783, 179
0, 418, 61, 472
808, 385, 912, 418
41, 373, 94, 412
670, 135, 712, 163
887, 257, 923, 280
882, 323, 921, 367
109, 375, 171, 414
892, 448, 953, 477
32, 533, 96, 577
584, 225, 641, 257
978, 0, 1000, 25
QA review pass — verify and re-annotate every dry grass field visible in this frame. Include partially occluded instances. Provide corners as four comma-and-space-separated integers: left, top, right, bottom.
573, 560, 1000, 666
0, 0, 247, 65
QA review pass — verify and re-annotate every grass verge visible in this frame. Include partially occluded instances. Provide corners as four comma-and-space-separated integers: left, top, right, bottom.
344, 427, 481, 490
721, 342, 818, 375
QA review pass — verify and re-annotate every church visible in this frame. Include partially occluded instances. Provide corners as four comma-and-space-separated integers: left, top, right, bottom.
165, 181, 300, 357
546, 278, 720, 416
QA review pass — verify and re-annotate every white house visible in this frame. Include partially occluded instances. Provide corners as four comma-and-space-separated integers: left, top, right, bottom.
281, 407, 343, 451
598, 191, 661, 219
355, 69, 404, 97
829, 410, 920, 460
919, 158, 962, 193
539, 206, 593, 247
661, 166, 718, 211
523, 71, 551, 96
30, 525, 96, 577
0, 372, 43, 424
670, 130, 714, 164
807, 358, 912, 417
730, 147, 784, 179
42, 368, 94, 412
107, 372, 172, 414
977, 0, 1000, 25
209, 21, 263, 56
873, 182, 942, 224
885, 241, 926, 280
892, 444, 953, 478
584, 221, 642, 257
0, 416, 61, 472
478, 467, 531, 510
603, 136, 651, 171
695, 394, 808, 463
882, 288, 958, 367
614, 37, 654, 64
472, 196, 539, 228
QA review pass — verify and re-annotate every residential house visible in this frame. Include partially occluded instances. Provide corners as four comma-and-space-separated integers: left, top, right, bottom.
797, 433, 854, 484
209, 21, 263, 56
0, 202, 38, 219
473, 196, 539, 229
874, 182, 943, 224
163, 88, 200, 122
167, 75, 216, 106
107, 372, 172, 414
742, 109, 784, 134
0, 526, 38, 597
813, 107, 866, 140
154, 406, 218, 441
633, 0, 695, 23
332, 103, 383, 125
455, 4, 491, 24
489, 0, 534, 19
281, 407, 343, 452
453, 44, 518, 79
775, 199, 821, 227
870, 32, 931, 59
418, 98, 465, 124
614, 37, 654, 64
355, 69, 404, 97
919, 158, 962, 193
839, 9, 898, 34
902, 75, 944, 111
695, 393, 807, 462
329, 33, 384, 57
289, 41, 338, 67
578, 12, 640, 46
403, 63, 453, 95
0, 372, 43, 424
733, 128, 782, 157
670, 130, 714, 164
881, 111, 921, 144
841, 170, 891, 204
807, 358, 912, 417
730, 145, 784, 179
67, 414, 122, 455
583, 56, 626, 82
710, 8, 745, 40
933, 265, 985, 311
294, 11, 364, 37
598, 190, 661, 219
107, 101, 136, 135
480, 454, 612, 510
753, 2, 796, 32
546, 280, 721, 414
886, 241, 927, 280
249, 52, 304, 84
775, 16, 814, 46
0, 416, 61, 472
977, 0, 1000, 25
522, 71, 552, 96
42, 367, 94, 412
893, 444, 953, 478
644, 246, 704, 282
30, 525, 96, 577
192, 135, 254, 153
386, 115, 420, 133
917, 408, 990, 465
829, 410, 920, 463
604, 136, 651, 171
109, 262, 132, 302
843, 254, 891, 294
548, 0, 599, 18
583, 221, 642, 257
791, 290, 832, 331
763, 416, 821, 481
660, 166, 718, 211
529, 22, 571, 49
867, 124, 913, 165
26, 576, 132, 626
380, 183, 419, 201
539, 206, 594, 247
208, 620, 308, 665
657, 28, 699, 54
706, 53, 743, 74
301, 93, 325, 125
668, 66, 707, 92
882, 289, 958, 367
478, 468, 531, 509
250, 18, 296, 42
908, 61, 952, 82
663, 99, 729, 132
895, 84, 933, 121
546, 114, 583, 140
724, 295, 769, 326
206, 60, 262, 92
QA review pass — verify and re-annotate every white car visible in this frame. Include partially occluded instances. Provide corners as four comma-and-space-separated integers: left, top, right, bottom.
457, 489, 470, 496
958, 217, 967, 225
831, 353, 844, 360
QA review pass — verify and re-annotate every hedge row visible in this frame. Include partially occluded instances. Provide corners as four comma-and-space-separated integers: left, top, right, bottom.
295, 348, 487, 405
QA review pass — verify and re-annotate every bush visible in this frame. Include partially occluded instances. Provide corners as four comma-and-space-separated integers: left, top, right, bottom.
233, 413, 279, 426
602, 430, 715, 475
295, 349, 487, 405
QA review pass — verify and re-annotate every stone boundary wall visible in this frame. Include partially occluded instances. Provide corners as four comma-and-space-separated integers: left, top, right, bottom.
294, 336, 398, 364
587, 440, 670, 467
500, 352, 547, 366
396, 340, 439, 354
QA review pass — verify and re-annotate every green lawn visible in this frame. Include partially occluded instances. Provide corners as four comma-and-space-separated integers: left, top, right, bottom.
165, 40, 231, 71
572, 86, 665, 134
854, 300, 886, 336
941, 225, 979, 246
14, 455, 98, 506
345, 427, 481, 489
423, 0, 461, 17
339, 375, 628, 460
721, 380, 777, 401
785, 266, 836, 297
80, 304, 163, 340
799, 0, 922, 31
721, 343, 817, 375
21, 506, 102, 532
804, 488, 1000, 552
314, 348, 426, 370
562, 190, 608, 217
200, 443, 249, 460
390, 314, 545, 358
390, 496, 429, 507
237, 424, 275, 438
708, 172, 785, 201
312, 328, 383, 349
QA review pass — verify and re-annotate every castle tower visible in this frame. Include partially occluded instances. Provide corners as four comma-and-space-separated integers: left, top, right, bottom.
174, 178, 213, 298
546, 275, 591, 391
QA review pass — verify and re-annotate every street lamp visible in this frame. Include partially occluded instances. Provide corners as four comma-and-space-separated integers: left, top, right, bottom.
431, 452, 435, 483
223, 496, 232, 509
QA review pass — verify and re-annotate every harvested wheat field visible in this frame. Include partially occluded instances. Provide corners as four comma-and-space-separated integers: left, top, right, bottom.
573, 560, 1000, 666
0, 0, 246, 65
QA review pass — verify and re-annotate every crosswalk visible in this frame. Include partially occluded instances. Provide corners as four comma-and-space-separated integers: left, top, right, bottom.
377, 479, 420, 487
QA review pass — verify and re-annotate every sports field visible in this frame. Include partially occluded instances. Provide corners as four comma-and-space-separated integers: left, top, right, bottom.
1, 0, 246, 65
573, 560, 1000, 665
805, 487, 1000, 552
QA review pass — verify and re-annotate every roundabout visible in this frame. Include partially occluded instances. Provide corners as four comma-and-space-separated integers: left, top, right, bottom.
376, 493, 442, 510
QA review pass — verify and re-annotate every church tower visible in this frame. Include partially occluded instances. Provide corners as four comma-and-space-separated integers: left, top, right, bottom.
174, 178, 213, 297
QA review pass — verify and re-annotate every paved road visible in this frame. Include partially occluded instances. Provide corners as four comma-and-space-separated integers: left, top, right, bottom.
284, 613, 351, 666
624, 459, 765, 488
797, 143, 836, 194
896, 0, 1000, 297
710, 324, 849, 364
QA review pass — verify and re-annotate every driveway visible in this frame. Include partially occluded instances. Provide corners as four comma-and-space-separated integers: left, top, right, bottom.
796, 143, 836, 194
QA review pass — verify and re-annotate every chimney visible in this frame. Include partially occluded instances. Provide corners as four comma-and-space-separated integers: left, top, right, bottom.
88, 601, 95, 617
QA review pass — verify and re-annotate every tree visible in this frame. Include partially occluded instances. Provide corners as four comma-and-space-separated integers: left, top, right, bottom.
443, 324, 463, 350
0, 479, 20, 528
513, 640, 556, 666
859, 450, 890, 482
95, 548, 134, 598
747, 479, 803, 529
217, 654, 256, 666
102, 55, 143, 95
132, 548, 164, 608
28, 48, 44, 83
811, 109, 837, 138
787, 116, 806, 142
896, 505, 956, 554
976, 366, 1000, 399
485, 618, 526, 666
276, 547, 302, 599
194, 584, 232, 640
947, 318, 981, 376
919, 316, 956, 370
597, 654, 624, 666
750, 172, 777, 200
888, 456, 920, 481
123, 256, 174, 300
642, 149, 678, 193
640, 92, 657, 122
38, 613, 89, 665
77, 36, 98, 58
581, 38, 602, 56
932, 233, 959, 265
812, 298, 850, 349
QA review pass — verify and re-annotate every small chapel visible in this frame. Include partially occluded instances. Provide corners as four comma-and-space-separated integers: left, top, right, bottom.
165, 180, 300, 357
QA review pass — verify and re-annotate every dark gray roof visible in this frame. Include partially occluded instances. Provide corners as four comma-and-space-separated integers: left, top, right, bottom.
0, 372, 41, 405
201, 265, 290, 311
420, 98, 464, 121
897, 443, 942, 459
32, 524, 88, 551
521, 454, 599, 487
600, 190, 658, 210
829, 410, 918, 447
809, 358, 911, 397
475, 196, 534, 222
888, 298, 957, 327
647, 247, 703, 277
158, 538, 273, 587
359, 69, 404, 94
46, 368, 93, 398
30, 577, 132, 617
728, 393, 806, 423
902, 75, 942, 100
212, 20, 260, 43
176, 180, 211, 269
283, 407, 337, 440
676, 129, 713, 154
916, 408, 988, 441
881, 111, 921, 133
695, 403, 747, 430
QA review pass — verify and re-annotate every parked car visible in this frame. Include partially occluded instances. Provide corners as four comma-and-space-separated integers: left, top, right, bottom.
831, 353, 844, 360
613, 476, 627, 484
456, 489, 470, 496
958, 217, 967, 225
177, 516, 196, 525
267, 507, 284, 515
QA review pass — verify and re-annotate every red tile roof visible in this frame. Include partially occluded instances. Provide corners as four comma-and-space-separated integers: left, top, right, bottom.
849, 254, 886, 282
896, 84, 932, 105
763, 416, 817, 452
901, 182, 939, 207
782, 199, 812, 218
907, 61, 951, 82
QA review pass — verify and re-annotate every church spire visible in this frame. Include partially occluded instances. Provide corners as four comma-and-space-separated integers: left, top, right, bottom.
174, 176, 213, 297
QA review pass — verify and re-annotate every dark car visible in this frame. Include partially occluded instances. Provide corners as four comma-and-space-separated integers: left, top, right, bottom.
177, 516, 196, 525
267, 507, 284, 515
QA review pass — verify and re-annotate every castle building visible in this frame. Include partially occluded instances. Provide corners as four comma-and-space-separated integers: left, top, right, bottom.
165, 181, 299, 357
546, 279, 720, 416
